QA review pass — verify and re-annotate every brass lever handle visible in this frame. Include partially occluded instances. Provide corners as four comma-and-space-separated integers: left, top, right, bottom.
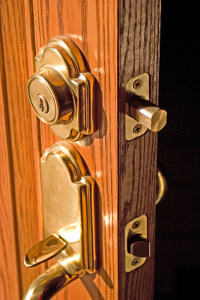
23, 263, 79, 300
23, 142, 96, 299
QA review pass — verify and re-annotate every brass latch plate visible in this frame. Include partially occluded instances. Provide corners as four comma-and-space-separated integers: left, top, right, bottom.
40, 141, 96, 273
125, 215, 149, 272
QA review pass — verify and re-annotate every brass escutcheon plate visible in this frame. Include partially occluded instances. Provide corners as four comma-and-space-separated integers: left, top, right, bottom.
40, 141, 96, 273
28, 36, 95, 141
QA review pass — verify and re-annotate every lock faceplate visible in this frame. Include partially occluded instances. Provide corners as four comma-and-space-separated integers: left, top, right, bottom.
125, 215, 150, 272
40, 141, 96, 273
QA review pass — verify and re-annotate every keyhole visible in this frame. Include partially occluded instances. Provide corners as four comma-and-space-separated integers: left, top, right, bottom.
37, 95, 49, 114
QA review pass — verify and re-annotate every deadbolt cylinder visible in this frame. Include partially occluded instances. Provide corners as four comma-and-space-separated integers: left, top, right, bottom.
28, 66, 74, 125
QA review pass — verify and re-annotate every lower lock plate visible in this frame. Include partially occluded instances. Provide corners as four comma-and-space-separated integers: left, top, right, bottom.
40, 141, 96, 273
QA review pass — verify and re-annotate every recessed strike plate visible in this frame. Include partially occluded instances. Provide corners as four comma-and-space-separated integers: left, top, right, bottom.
125, 215, 148, 272
126, 73, 149, 140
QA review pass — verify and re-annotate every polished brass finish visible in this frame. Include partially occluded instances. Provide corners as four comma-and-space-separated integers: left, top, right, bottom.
23, 263, 79, 300
40, 141, 96, 273
126, 73, 167, 140
24, 141, 96, 299
24, 234, 67, 267
129, 98, 167, 132
156, 166, 167, 205
125, 215, 149, 272
28, 36, 95, 141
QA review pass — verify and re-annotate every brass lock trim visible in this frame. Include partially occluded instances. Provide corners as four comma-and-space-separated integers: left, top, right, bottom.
39, 141, 96, 273
24, 234, 67, 267
28, 36, 95, 141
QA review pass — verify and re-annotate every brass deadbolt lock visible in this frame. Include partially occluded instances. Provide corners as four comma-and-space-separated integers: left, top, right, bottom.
28, 36, 95, 141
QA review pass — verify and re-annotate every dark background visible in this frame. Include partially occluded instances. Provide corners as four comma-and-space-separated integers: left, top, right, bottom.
154, 1, 200, 299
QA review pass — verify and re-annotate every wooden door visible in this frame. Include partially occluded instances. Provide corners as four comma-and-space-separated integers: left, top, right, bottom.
0, 0, 161, 299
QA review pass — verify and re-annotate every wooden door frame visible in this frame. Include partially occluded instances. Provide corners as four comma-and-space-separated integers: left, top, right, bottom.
118, 1, 161, 298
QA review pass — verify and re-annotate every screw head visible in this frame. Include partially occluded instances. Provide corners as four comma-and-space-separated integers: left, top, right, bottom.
132, 258, 140, 266
133, 124, 142, 134
133, 79, 142, 89
132, 221, 140, 229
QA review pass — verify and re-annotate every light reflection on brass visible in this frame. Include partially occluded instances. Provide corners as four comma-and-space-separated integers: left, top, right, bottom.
28, 36, 95, 141
24, 234, 66, 267
24, 141, 96, 299
23, 263, 79, 300
129, 97, 167, 132
58, 224, 81, 243
156, 167, 167, 205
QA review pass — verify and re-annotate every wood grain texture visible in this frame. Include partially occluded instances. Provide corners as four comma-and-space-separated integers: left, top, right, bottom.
0, 24, 20, 299
0, 0, 160, 298
32, 0, 118, 299
118, 0, 161, 299
0, 0, 44, 296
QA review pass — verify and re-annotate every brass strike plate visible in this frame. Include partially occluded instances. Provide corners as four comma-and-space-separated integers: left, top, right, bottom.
125, 215, 148, 272
126, 73, 149, 140
40, 141, 96, 273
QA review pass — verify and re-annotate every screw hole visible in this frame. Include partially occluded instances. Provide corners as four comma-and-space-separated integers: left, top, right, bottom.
132, 258, 140, 266
133, 124, 142, 134
133, 79, 142, 89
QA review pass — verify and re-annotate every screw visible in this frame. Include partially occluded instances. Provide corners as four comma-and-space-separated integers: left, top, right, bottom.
132, 258, 140, 266
37, 95, 49, 114
133, 79, 142, 89
133, 124, 142, 134
132, 221, 140, 229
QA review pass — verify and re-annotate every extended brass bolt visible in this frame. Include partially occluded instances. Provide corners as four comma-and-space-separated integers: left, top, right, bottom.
133, 79, 142, 89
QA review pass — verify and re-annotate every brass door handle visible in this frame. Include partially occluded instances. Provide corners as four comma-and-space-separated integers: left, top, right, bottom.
24, 234, 67, 267
23, 263, 80, 300
28, 36, 95, 141
23, 142, 96, 300
23, 263, 79, 300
